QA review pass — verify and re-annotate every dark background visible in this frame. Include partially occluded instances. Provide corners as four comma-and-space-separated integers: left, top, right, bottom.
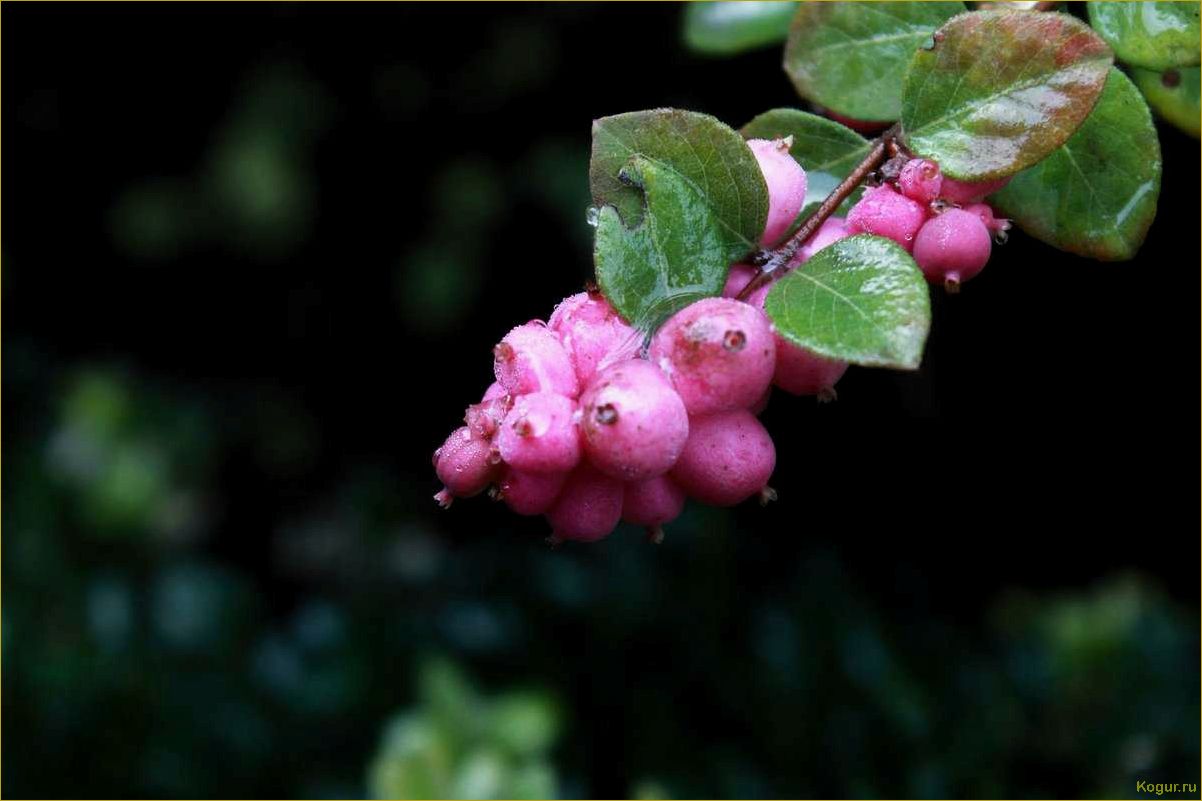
3, 3, 1199, 799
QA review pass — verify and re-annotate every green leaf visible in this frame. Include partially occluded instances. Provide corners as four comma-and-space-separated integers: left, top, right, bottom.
1087, 1, 1200, 70
593, 156, 730, 330
590, 109, 768, 264
741, 108, 872, 219
763, 234, 931, 369
991, 68, 1161, 261
784, 2, 966, 121
1131, 64, 1201, 138
683, 1, 799, 55
901, 10, 1113, 180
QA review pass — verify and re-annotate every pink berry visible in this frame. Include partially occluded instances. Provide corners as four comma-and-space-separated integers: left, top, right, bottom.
496, 392, 581, 473
846, 184, 927, 252
670, 409, 776, 507
493, 322, 579, 398
797, 215, 852, 262
939, 175, 1011, 204
722, 264, 757, 298
622, 475, 686, 542
897, 159, 943, 205
547, 291, 640, 386
465, 385, 513, 439
747, 138, 807, 247
434, 426, 498, 505
497, 467, 566, 516
579, 359, 689, 481
545, 463, 623, 542
912, 208, 992, 292
773, 343, 848, 401
649, 297, 776, 416
962, 203, 1011, 235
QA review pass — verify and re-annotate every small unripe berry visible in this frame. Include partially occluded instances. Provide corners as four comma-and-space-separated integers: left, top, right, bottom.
548, 292, 640, 386
622, 475, 686, 541
912, 208, 992, 292
939, 175, 1011, 204
962, 202, 1012, 236
797, 215, 852, 262
649, 297, 776, 416
846, 184, 927, 251
434, 426, 498, 505
670, 409, 776, 507
493, 322, 579, 398
579, 359, 689, 481
897, 159, 943, 205
773, 342, 848, 400
497, 392, 581, 473
747, 137, 807, 247
545, 463, 623, 542
497, 467, 566, 516
823, 110, 889, 134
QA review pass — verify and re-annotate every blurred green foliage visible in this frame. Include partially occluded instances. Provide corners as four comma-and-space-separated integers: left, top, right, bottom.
368, 659, 561, 799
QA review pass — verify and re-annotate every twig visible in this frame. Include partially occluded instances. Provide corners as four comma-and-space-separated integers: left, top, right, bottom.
737, 124, 898, 302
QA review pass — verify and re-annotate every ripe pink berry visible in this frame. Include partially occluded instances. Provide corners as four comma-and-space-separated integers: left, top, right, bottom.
846, 184, 927, 252
773, 343, 848, 401
722, 264, 757, 298
797, 215, 852, 262
493, 322, 579, 398
496, 392, 581, 473
962, 203, 1011, 235
481, 381, 507, 402
897, 159, 943, 205
465, 384, 513, 439
497, 467, 566, 516
622, 474, 686, 542
545, 463, 623, 543
939, 175, 1011, 204
434, 426, 499, 506
912, 208, 992, 292
649, 297, 776, 416
747, 138, 807, 247
671, 409, 776, 506
547, 291, 640, 386
579, 359, 689, 481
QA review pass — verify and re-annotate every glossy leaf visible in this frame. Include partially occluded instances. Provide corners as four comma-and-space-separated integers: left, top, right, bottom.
764, 234, 930, 369
991, 68, 1161, 261
1087, 1, 1200, 70
741, 108, 872, 219
593, 156, 730, 331
784, 2, 965, 121
1131, 65, 1201, 138
590, 109, 768, 263
901, 11, 1113, 180
683, 1, 798, 55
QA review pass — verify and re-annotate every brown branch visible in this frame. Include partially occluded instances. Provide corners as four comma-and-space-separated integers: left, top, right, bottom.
737, 124, 898, 302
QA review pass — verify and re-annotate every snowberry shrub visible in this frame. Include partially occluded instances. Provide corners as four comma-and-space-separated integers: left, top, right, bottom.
434, 5, 1164, 545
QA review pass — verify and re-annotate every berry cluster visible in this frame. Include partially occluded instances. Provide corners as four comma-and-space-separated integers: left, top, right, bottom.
850, 157, 1012, 292
434, 134, 1009, 544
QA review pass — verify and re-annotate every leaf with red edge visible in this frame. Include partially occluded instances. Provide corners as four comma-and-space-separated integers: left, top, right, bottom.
900, 10, 1113, 181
